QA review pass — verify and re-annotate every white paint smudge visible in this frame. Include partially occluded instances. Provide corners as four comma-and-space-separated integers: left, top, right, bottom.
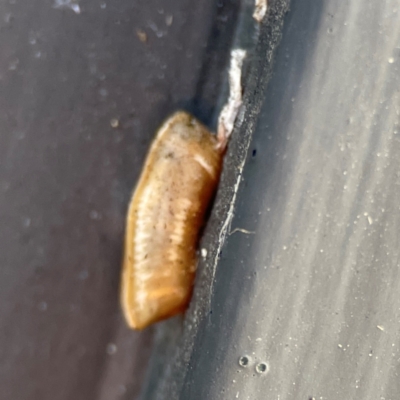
217, 49, 247, 150
253, 0, 267, 23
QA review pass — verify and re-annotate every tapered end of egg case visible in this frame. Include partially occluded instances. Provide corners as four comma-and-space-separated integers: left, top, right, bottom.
155, 111, 220, 150
121, 283, 191, 330
120, 110, 223, 330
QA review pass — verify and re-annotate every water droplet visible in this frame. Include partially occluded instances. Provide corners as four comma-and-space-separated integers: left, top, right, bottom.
110, 118, 119, 128
53, 0, 81, 14
136, 29, 147, 43
165, 15, 173, 26
255, 362, 269, 374
106, 343, 117, 355
148, 21, 165, 38
29, 33, 37, 45
89, 210, 101, 220
238, 355, 250, 367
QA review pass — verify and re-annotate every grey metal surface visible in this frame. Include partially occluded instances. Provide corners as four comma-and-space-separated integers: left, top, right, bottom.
0, 0, 238, 399
155, 0, 400, 398
147, 0, 292, 398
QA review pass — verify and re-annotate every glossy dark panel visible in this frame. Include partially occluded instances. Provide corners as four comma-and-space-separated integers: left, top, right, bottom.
0, 0, 238, 399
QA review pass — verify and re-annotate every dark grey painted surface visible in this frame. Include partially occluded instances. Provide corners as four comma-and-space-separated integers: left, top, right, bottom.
0, 0, 239, 399
3, 0, 400, 398
147, 0, 400, 399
